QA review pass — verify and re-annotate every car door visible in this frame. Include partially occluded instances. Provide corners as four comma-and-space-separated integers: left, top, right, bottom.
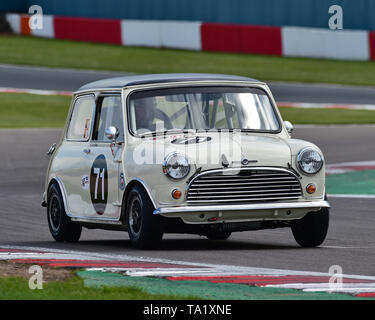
56, 94, 96, 218
83, 93, 124, 220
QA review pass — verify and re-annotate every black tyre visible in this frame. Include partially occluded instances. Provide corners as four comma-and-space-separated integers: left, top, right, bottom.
206, 230, 232, 241
126, 185, 163, 249
47, 183, 82, 242
291, 207, 329, 248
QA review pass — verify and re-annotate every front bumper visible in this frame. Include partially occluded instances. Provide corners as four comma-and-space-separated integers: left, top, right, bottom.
153, 200, 330, 224
154, 200, 330, 215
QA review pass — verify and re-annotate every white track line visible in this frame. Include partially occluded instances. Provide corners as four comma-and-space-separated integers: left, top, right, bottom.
326, 160, 375, 175
0, 87, 72, 96
267, 283, 375, 294
278, 101, 375, 111
322, 245, 375, 249
327, 160, 375, 167
328, 194, 375, 199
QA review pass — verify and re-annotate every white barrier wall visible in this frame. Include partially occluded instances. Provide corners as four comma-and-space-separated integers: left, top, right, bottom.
5, 14, 20, 34
4, 13, 373, 61
121, 20, 161, 47
159, 21, 201, 50
282, 27, 370, 61
121, 20, 201, 50
31, 15, 55, 38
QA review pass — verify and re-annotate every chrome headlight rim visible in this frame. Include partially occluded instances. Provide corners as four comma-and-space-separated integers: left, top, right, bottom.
162, 152, 191, 181
296, 147, 324, 176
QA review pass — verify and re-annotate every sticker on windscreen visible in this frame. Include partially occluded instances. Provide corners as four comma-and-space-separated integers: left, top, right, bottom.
90, 154, 108, 215
171, 136, 212, 144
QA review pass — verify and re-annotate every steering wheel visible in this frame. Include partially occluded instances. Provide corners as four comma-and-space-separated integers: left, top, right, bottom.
154, 109, 173, 130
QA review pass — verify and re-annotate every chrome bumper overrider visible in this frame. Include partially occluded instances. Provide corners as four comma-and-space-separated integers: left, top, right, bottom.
153, 200, 330, 215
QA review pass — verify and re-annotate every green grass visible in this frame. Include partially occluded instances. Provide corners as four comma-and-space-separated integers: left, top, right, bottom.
279, 107, 375, 125
2, 35, 375, 86
0, 92, 70, 128
0, 275, 198, 300
1, 92, 375, 128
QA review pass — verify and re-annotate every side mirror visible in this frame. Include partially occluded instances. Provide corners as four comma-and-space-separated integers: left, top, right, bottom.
105, 126, 119, 142
284, 121, 294, 135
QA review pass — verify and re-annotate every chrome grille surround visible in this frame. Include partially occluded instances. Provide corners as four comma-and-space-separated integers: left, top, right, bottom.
187, 167, 302, 204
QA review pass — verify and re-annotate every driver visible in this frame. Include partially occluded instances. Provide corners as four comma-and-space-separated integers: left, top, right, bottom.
134, 97, 157, 132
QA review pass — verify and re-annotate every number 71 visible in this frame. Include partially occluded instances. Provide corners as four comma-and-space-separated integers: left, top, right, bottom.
93, 167, 105, 200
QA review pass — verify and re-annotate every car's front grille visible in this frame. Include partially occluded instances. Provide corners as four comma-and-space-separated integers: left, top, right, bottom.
187, 168, 302, 204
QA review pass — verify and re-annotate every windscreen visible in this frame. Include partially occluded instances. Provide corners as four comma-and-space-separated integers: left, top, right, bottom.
128, 87, 280, 135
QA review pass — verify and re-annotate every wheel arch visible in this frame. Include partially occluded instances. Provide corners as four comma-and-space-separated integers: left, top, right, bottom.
120, 178, 156, 223
46, 177, 70, 215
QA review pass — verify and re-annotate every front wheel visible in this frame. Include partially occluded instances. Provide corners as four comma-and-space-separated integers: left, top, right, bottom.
291, 207, 329, 248
47, 183, 82, 242
126, 186, 163, 249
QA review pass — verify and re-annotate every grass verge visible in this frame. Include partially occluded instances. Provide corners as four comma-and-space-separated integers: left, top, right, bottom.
0, 275, 198, 300
279, 107, 375, 125
0, 92, 70, 128
1, 35, 375, 86
1, 93, 375, 128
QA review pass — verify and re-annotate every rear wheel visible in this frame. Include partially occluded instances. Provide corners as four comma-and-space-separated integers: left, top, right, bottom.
47, 183, 82, 242
126, 185, 163, 249
291, 207, 329, 247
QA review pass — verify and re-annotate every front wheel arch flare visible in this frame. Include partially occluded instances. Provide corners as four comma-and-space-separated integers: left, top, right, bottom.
47, 178, 68, 209
120, 180, 155, 223
47, 179, 60, 202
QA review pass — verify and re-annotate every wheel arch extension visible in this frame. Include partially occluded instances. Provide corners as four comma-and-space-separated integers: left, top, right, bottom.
45, 177, 69, 213
120, 179, 156, 222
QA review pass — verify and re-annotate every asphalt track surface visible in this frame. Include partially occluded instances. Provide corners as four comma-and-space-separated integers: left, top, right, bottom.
2, 64, 375, 104
1, 126, 375, 276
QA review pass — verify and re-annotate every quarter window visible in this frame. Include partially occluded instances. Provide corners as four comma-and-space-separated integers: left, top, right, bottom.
67, 95, 95, 140
93, 95, 124, 142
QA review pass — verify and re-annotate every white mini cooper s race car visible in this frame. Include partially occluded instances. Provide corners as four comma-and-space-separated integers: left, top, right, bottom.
42, 73, 330, 249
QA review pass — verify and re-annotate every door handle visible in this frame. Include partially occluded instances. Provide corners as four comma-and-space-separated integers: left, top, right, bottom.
83, 148, 91, 154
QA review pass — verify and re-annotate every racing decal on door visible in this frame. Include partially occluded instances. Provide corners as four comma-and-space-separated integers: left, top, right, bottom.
81, 175, 89, 190
90, 154, 108, 215
119, 172, 125, 191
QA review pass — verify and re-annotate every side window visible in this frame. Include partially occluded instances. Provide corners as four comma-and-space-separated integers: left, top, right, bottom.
67, 95, 95, 140
93, 95, 124, 142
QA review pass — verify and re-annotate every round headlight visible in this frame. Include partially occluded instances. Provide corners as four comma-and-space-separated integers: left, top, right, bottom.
296, 147, 323, 175
162, 152, 190, 180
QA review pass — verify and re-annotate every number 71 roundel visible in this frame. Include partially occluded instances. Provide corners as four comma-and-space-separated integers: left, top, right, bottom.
90, 154, 108, 215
